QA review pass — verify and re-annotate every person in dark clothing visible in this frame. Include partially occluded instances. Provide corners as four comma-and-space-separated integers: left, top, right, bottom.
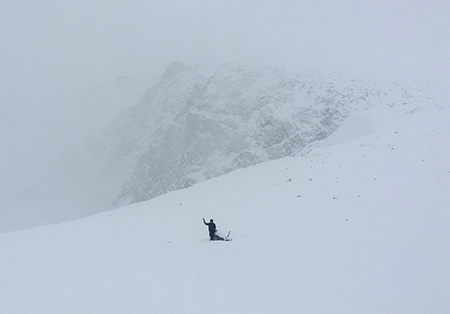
203, 218, 224, 241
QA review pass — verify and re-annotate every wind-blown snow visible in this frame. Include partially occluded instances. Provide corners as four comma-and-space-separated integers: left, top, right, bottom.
0, 96, 448, 313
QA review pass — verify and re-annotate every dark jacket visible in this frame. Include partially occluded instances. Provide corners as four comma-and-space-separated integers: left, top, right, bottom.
203, 220, 216, 236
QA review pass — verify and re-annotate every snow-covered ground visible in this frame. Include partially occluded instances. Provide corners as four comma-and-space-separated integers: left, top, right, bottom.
0, 100, 448, 313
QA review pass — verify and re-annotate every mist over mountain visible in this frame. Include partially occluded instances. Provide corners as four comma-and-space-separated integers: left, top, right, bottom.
0, 74, 157, 233
1, 60, 444, 233
73, 62, 438, 210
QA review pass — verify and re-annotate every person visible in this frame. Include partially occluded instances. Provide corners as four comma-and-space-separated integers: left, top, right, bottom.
203, 218, 224, 241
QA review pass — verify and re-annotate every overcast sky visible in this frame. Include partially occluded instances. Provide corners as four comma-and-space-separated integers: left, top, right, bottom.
2, 0, 449, 88
1, 0, 449, 230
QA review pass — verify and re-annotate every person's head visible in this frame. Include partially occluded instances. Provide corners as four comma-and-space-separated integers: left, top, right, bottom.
210, 219, 214, 223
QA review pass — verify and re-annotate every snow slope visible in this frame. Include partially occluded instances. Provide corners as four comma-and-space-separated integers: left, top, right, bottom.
0, 99, 448, 313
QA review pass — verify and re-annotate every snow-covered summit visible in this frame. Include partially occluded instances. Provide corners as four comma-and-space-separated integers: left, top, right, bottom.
92, 62, 431, 208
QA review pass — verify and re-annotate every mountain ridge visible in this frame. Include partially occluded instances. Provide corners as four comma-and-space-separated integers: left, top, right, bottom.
75, 62, 437, 209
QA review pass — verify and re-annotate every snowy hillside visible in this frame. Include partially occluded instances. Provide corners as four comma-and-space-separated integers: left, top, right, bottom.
1, 98, 448, 314
78, 62, 435, 210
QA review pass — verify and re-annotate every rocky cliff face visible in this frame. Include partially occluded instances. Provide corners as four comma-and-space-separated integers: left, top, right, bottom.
93, 63, 419, 208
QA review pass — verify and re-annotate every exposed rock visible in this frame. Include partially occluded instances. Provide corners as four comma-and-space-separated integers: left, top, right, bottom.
89, 63, 418, 208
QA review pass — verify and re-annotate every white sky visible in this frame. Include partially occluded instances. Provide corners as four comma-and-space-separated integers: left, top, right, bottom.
0, 0, 449, 226
2, 0, 449, 88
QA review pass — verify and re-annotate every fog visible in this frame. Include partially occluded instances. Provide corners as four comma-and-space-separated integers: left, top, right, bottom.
1, 0, 449, 231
